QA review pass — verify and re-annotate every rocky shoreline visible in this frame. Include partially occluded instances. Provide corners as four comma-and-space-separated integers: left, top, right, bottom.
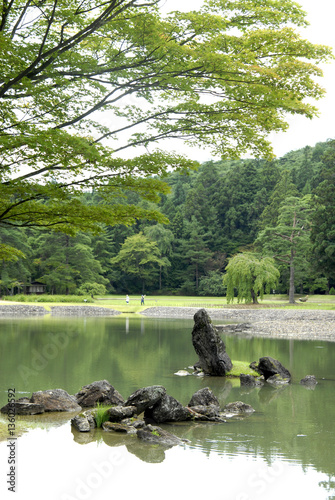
1, 303, 335, 342
142, 307, 335, 342
0, 304, 121, 316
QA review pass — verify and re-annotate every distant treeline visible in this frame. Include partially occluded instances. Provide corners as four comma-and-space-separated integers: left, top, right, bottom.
1, 139, 335, 296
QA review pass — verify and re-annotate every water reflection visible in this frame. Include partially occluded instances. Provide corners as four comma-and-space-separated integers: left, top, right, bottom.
0, 315, 335, 499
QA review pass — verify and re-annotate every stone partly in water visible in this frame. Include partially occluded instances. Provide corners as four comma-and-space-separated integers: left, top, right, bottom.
191, 309, 233, 376
125, 385, 166, 415
31, 389, 82, 412
137, 424, 189, 447
188, 387, 220, 408
106, 405, 137, 422
187, 405, 223, 421
71, 411, 96, 432
240, 374, 264, 387
75, 380, 125, 407
254, 356, 291, 382
223, 401, 255, 415
300, 375, 318, 387
102, 422, 136, 434
266, 374, 290, 386
144, 394, 192, 423
0, 398, 45, 415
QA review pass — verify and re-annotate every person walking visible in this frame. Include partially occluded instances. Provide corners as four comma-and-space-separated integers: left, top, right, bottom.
126, 294, 129, 305
141, 294, 145, 305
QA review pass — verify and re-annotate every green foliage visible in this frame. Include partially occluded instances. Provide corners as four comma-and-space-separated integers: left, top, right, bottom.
1, 140, 335, 297
330, 288, 335, 295
227, 361, 260, 378
0, 0, 332, 249
3, 294, 94, 303
76, 283, 107, 296
311, 141, 335, 282
94, 404, 110, 429
111, 232, 169, 292
0, 244, 25, 262
256, 195, 313, 302
199, 271, 227, 296
223, 253, 280, 304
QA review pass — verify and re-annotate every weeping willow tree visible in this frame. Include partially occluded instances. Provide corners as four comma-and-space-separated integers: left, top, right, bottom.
223, 253, 280, 304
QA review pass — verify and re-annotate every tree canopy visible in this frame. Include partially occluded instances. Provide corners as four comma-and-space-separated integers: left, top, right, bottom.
1, 139, 335, 296
0, 0, 333, 251
223, 253, 279, 304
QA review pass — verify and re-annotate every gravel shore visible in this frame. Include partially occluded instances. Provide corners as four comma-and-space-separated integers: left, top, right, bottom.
141, 307, 335, 342
0, 304, 121, 317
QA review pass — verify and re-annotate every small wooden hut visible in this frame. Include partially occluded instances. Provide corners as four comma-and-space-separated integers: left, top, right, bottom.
26, 281, 46, 295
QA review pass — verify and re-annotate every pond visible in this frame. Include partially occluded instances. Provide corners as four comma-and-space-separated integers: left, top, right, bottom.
0, 314, 335, 500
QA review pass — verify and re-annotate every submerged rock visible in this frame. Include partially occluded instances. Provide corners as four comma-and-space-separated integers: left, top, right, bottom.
75, 380, 124, 407
102, 422, 135, 434
300, 375, 318, 387
191, 309, 233, 376
174, 370, 191, 376
240, 374, 264, 387
137, 424, 188, 446
31, 389, 81, 412
266, 374, 290, 386
187, 405, 224, 421
223, 401, 255, 415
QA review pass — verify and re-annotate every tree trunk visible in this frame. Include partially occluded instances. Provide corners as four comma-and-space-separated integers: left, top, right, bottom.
251, 288, 258, 304
289, 248, 295, 304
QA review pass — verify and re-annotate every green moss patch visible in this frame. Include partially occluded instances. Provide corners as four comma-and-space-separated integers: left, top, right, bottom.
227, 360, 259, 378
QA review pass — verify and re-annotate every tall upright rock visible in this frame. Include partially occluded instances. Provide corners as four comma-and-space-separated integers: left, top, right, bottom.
192, 309, 233, 376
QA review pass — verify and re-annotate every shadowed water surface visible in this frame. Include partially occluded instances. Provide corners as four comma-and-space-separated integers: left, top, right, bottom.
0, 315, 334, 499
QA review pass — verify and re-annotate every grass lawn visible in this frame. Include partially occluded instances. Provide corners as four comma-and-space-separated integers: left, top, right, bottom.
2, 294, 335, 312
92, 293, 335, 312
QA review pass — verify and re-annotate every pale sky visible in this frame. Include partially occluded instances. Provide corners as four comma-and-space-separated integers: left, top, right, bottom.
158, 0, 335, 160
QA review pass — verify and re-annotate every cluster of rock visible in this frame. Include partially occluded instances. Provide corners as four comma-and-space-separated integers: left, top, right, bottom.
190, 309, 317, 388
1, 308, 319, 447
241, 356, 317, 388
1, 380, 255, 447
72, 382, 255, 446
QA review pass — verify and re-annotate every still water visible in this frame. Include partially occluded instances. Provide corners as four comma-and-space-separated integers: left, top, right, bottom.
0, 314, 334, 500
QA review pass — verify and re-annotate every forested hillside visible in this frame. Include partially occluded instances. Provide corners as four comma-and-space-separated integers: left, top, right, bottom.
1, 139, 334, 297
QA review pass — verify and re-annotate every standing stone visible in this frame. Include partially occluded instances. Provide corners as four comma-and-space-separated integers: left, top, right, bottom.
191, 309, 233, 376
